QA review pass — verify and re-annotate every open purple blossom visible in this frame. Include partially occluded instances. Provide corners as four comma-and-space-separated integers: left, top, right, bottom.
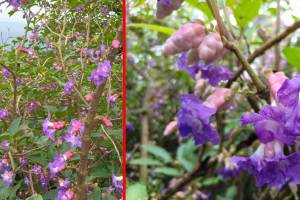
88, 60, 112, 86
241, 105, 296, 145
107, 94, 118, 107
64, 119, 84, 148
0, 109, 8, 120
49, 154, 67, 175
43, 119, 56, 141
217, 167, 240, 180
2, 68, 9, 78
178, 94, 219, 145
1, 171, 14, 185
276, 74, 300, 136
8, 0, 20, 11
232, 141, 300, 188
177, 52, 233, 86
55, 179, 74, 200
64, 80, 75, 95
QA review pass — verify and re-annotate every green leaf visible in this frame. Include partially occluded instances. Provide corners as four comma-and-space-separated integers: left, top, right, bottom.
154, 167, 181, 176
129, 158, 163, 166
228, 0, 262, 29
141, 144, 172, 163
43, 105, 68, 113
127, 23, 175, 35
216, 185, 237, 200
7, 117, 21, 135
283, 47, 300, 70
176, 139, 198, 172
26, 194, 43, 200
133, 0, 146, 8
185, 0, 213, 20
126, 183, 148, 200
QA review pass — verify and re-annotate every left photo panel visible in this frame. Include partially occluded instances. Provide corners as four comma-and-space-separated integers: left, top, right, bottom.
0, 1, 123, 200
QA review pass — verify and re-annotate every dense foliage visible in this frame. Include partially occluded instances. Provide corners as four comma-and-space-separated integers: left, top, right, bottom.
126, 0, 300, 199
0, 0, 122, 199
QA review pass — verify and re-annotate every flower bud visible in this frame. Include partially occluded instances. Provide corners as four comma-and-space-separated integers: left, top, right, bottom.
267, 71, 287, 98
204, 88, 234, 110
198, 32, 227, 64
163, 121, 178, 136
156, 0, 184, 19
163, 22, 205, 55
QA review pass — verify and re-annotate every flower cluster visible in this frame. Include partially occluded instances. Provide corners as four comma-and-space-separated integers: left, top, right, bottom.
232, 72, 300, 188
64, 80, 75, 95
56, 179, 74, 200
63, 119, 85, 148
1, 68, 9, 78
49, 151, 73, 175
43, 119, 66, 141
88, 60, 112, 86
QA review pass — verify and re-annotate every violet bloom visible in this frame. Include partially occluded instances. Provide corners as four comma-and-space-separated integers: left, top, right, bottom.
276, 74, 300, 136
241, 105, 295, 145
24, 177, 30, 185
2, 68, 9, 78
49, 154, 66, 175
56, 178, 74, 200
178, 94, 219, 145
64, 119, 84, 148
40, 175, 49, 190
0, 159, 9, 171
8, 0, 20, 11
43, 119, 56, 141
177, 52, 233, 86
1, 140, 9, 150
64, 80, 75, 95
27, 101, 39, 111
112, 175, 123, 195
88, 60, 112, 86
31, 165, 42, 175
107, 94, 118, 107
75, 5, 84, 13
232, 141, 300, 188
0, 109, 8, 120
1, 171, 14, 185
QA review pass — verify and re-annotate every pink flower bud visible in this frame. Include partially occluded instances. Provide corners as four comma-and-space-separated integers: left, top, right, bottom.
53, 121, 65, 130
163, 121, 178, 136
267, 72, 287, 98
156, 0, 184, 19
163, 22, 205, 55
198, 32, 227, 64
63, 151, 73, 161
112, 39, 120, 48
204, 88, 234, 110
85, 93, 93, 102
102, 118, 113, 127
57, 137, 63, 145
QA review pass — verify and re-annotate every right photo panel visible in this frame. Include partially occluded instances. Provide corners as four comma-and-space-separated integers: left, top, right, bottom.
126, 0, 300, 199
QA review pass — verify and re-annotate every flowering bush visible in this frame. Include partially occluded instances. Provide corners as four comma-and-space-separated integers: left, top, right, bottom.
127, 0, 300, 199
0, 0, 122, 199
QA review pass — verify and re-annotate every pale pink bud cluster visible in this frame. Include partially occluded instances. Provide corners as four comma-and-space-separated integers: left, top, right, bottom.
163, 22, 205, 55
197, 32, 227, 64
204, 88, 234, 111
156, 0, 184, 19
163, 23, 227, 64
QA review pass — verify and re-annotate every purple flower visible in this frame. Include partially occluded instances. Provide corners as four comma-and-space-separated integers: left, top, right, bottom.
75, 5, 84, 13
107, 94, 118, 107
177, 52, 233, 86
24, 177, 30, 185
232, 141, 300, 188
2, 68, 9, 78
1, 171, 14, 185
277, 74, 300, 108
64, 80, 75, 95
40, 176, 49, 190
8, 0, 20, 11
178, 94, 219, 145
0, 140, 9, 150
0, 109, 8, 120
49, 155, 66, 175
43, 119, 56, 141
56, 179, 74, 200
31, 165, 42, 175
88, 60, 111, 86
64, 119, 84, 148
241, 105, 295, 145
217, 167, 240, 180
27, 101, 39, 111
112, 175, 123, 196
